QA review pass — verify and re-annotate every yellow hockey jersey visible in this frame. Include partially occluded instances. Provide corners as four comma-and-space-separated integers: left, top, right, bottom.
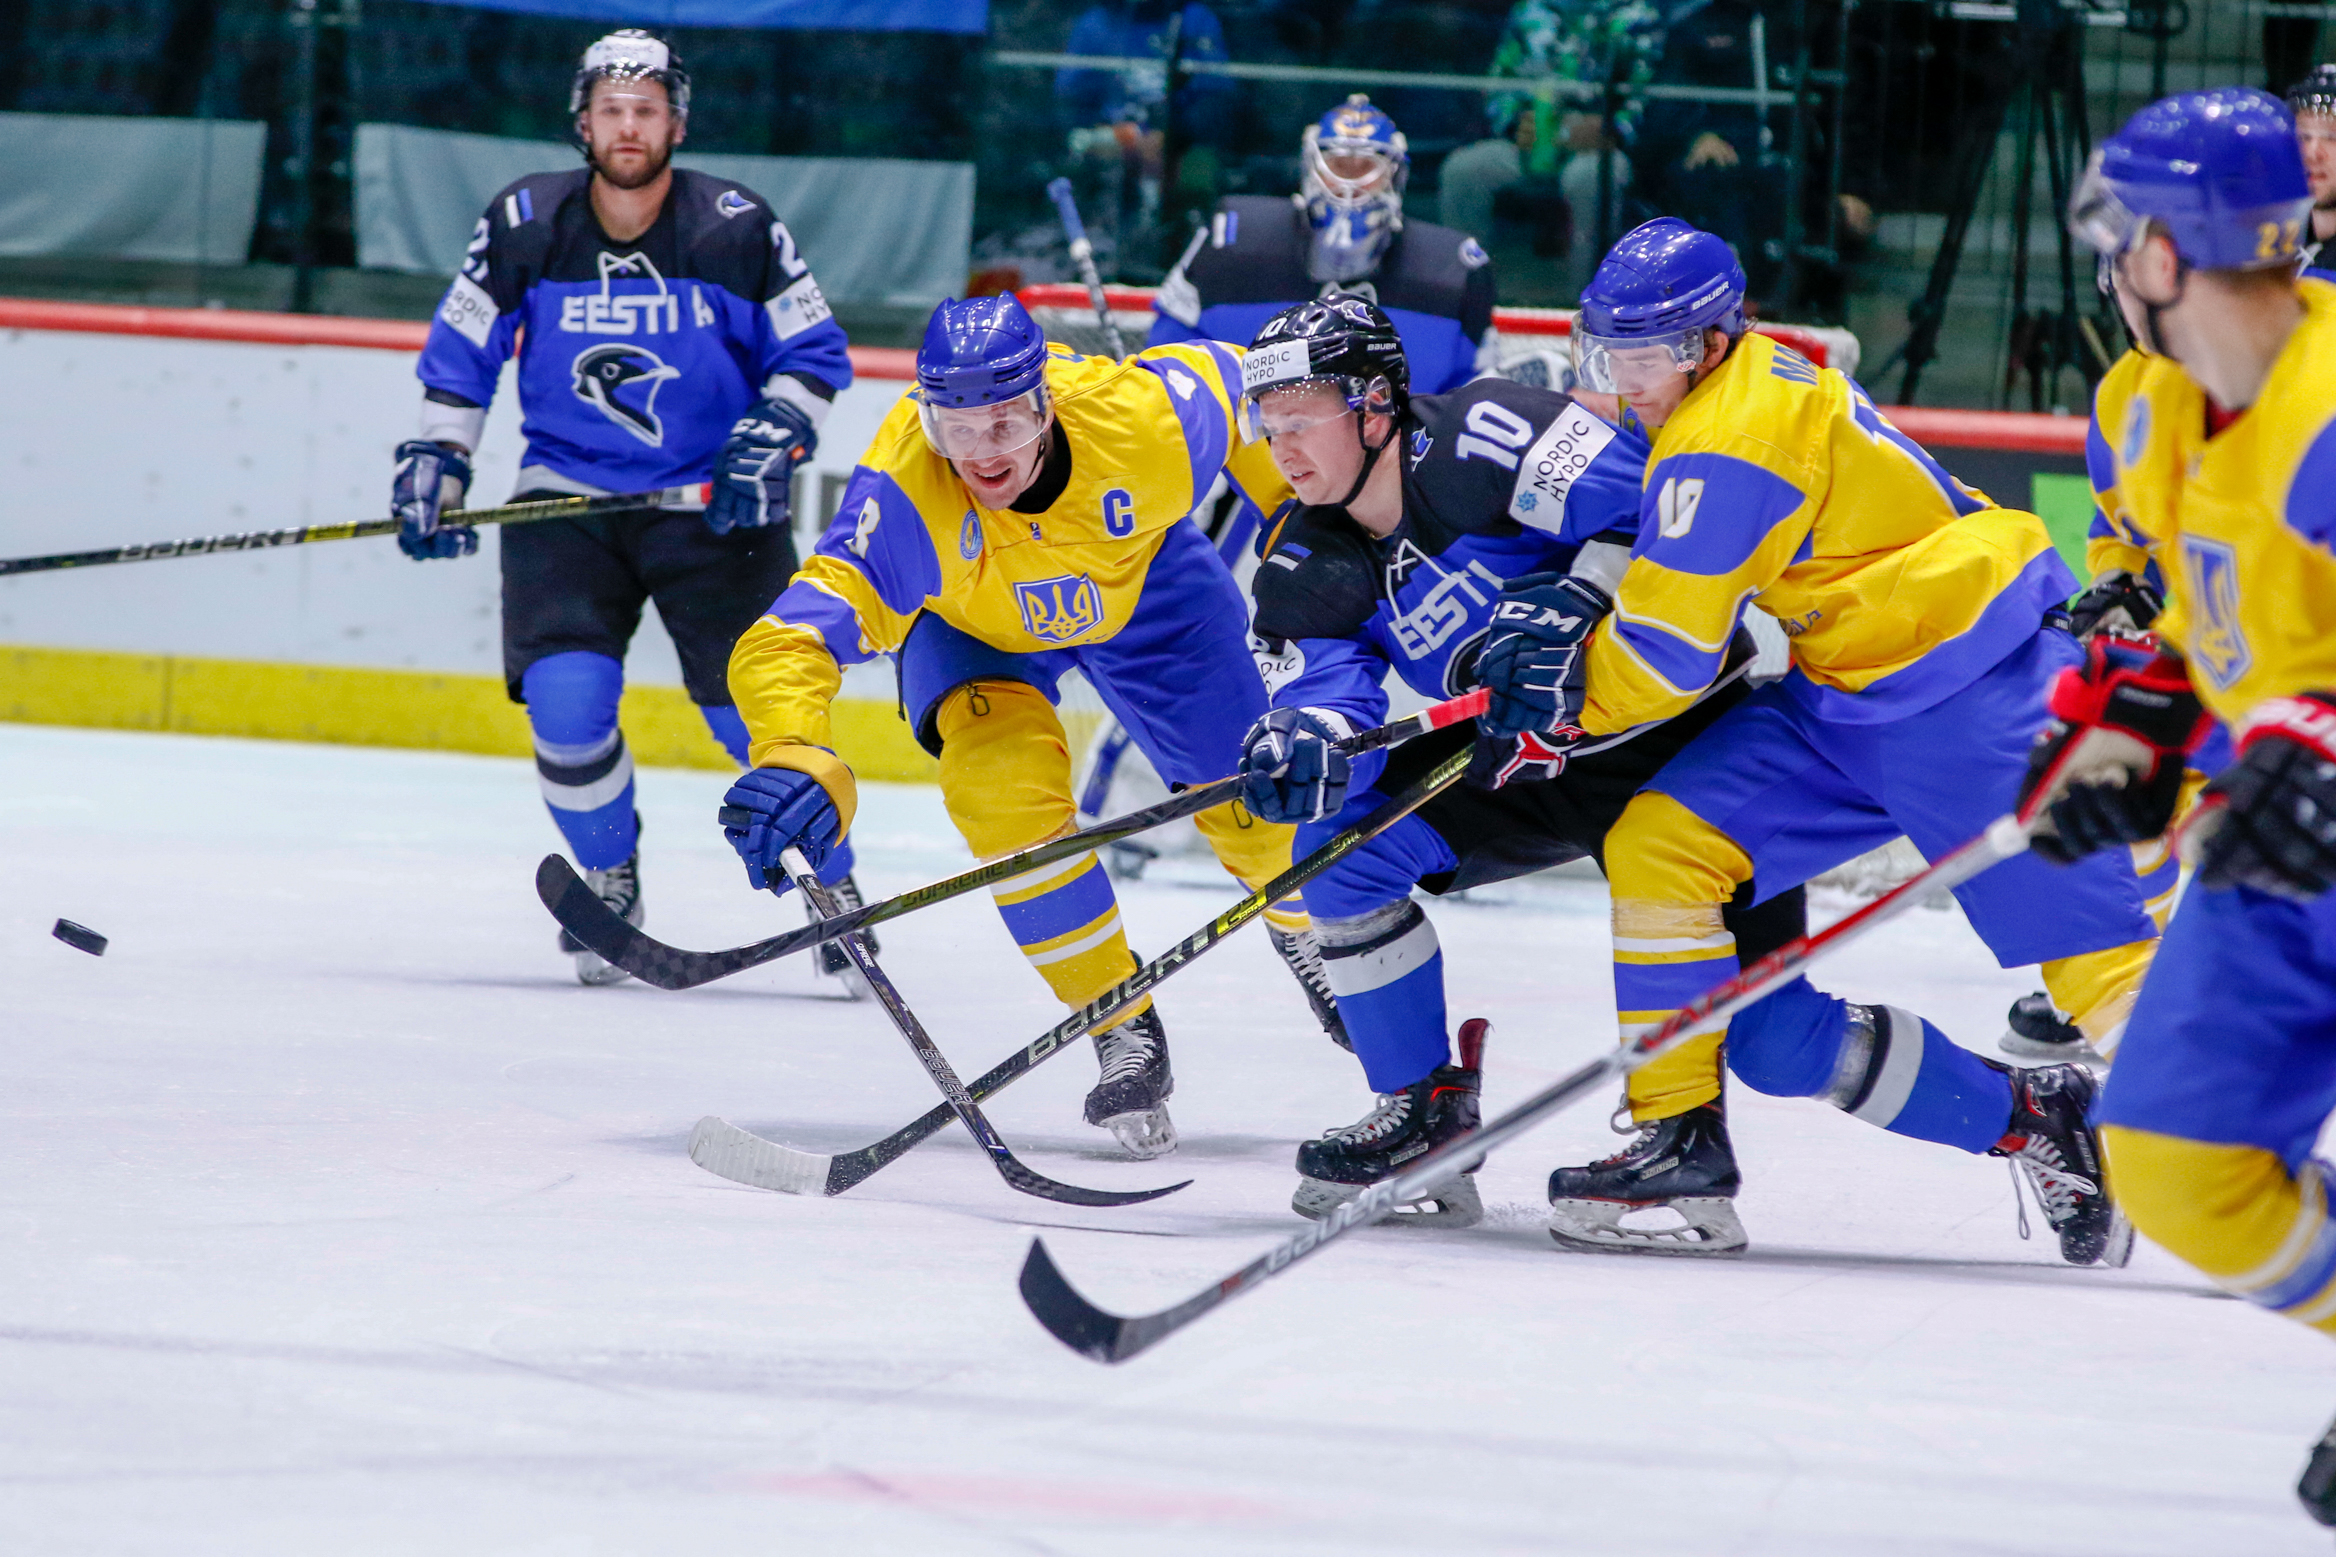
2084, 349, 2160, 583
2098, 278, 2336, 731
729, 341, 1290, 830
1582, 331, 2076, 734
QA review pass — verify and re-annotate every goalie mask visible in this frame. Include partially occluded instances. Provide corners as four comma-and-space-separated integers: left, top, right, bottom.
1301, 95, 1409, 285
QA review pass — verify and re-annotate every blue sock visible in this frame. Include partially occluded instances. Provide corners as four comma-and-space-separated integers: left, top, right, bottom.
1316, 899, 1451, 1093
1729, 977, 2010, 1155
524, 652, 636, 870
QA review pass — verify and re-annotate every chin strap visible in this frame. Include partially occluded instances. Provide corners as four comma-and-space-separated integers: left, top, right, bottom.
1336, 413, 1399, 509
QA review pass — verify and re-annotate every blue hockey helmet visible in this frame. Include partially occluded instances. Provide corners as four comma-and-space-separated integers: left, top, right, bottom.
1302, 95, 1409, 284
1573, 218, 1748, 394
2070, 88, 2311, 272
915, 294, 1055, 461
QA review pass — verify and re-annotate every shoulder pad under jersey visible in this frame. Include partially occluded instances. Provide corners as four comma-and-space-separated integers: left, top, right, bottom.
1178, 196, 1313, 307
1372, 219, 1484, 321
472, 168, 584, 299
1252, 505, 1381, 643
666, 169, 782, 296
1402, 378, 1618, 546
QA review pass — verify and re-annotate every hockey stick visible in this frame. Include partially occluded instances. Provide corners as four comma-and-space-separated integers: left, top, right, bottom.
1045, 177, 1128, 359
0, 486, 706, 577
688, 740, 1479, 1199
779, 847, 1186, 1208
539, 688, 1491, 991
1020, 810, 2040, 1363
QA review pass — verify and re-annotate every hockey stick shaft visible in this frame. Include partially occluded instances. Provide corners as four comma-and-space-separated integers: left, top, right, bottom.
782, 849, 1186, 1208
708, 743, 1478, 1198
0, 486, 706, 577
544, 688, 1491, 990
1045, 177, 1128, 359
1021, 811, 2038, 1362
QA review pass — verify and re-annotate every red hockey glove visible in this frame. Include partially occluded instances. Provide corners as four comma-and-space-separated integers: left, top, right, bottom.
2018, 636, 2209, 865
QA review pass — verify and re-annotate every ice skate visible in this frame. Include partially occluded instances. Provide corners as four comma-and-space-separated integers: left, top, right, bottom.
1086, 1008, 1176, 1158
1999, 991, 2101, 1063
555, 848, 640, 987
1992, 1062, 2128, 1266
2299, 1411, 2336, 1528
1292, 1018, 1486, 1227
1269, 924, 1350, 1051
1546, 1099, 1748, 1257
804, 869, 875, 1001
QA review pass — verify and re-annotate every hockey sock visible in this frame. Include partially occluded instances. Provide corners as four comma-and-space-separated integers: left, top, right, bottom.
1605, 792, 1753, 1120
699, 702, 856, 884
1193, 795, 1309, 933
524, 651, 636, 871
2101, 1130, 2336, 1334
989, 849, 1148, 1018
2039, 936, 2156, 1063
1729, 977, 2010, 1154
1316, 900, 1450, 1093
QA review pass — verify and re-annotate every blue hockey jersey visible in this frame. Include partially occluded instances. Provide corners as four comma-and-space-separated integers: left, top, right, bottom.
1148, 195, 1496, 394
1250, 379, 1647, 792
415, 167, 854, 496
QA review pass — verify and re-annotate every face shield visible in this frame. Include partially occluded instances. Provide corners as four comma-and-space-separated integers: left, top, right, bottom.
1572, 326, 1708, 396
919, 384, 1053, 463
1238, 378, 1381, 444
2068, 152, 2147, 262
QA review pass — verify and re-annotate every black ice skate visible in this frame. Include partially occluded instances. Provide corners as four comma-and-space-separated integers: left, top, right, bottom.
1991, 1062, 2133, 1267
1086, 1008, 1176, 1159
1546, 1099, 1747, 1257
803, 869, 875, 1001
1292, 1018, 1488, 1228
556, 847, 640, 987
2297, 1412, 2336, 1527
1269, 924, 1350, 1051
1999, 991, 2101, 1063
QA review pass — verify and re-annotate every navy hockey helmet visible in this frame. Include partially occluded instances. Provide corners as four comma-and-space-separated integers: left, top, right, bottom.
2289, 64, 2336, 120
569, 30, 691, 121
1236, 294, 1408, 444
1574, 218, 1747, 394
2071, 88, 2310, 273
915, 294, 1056, 461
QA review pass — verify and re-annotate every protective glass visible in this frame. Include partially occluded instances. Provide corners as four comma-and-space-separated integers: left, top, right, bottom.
1237, 378, 1370, 444
1572, 327, 1707, 395
919, 384, 1052, 462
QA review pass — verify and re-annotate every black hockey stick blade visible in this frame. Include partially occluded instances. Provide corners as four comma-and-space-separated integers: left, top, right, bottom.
535, 855, 697, 989
1004, 1165, 1190, 1209
1019, 1238, 1167, 1363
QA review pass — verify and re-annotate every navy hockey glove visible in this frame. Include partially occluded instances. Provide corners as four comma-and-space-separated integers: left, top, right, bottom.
719, 765, 842, 892
1476, 572, 1613, 742
2017, 637, 2208, 865
1239, 708, 1354, 824
706, 397, 817, 536
2064, 568, 2165, 641
2189, 694, 2336, 900
390, 440, 476, 560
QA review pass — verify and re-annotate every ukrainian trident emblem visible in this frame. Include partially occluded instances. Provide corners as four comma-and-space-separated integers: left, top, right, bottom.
1015, 574, 1105, 643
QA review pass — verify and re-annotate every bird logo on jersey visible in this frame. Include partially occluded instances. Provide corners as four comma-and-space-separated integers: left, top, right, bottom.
571, 343, 682, 446
1015, 575, 1106, 644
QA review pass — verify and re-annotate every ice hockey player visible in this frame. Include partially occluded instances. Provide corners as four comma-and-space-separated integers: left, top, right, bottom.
393, 30, 867, 987
2032, 86, 2336, 1525
718, 292, 1338, 1158
1148, 95, 1498, 403
1231, 295, 1805, 1227
2289, 66, 2336, 277
1478, 217, 2160, 1263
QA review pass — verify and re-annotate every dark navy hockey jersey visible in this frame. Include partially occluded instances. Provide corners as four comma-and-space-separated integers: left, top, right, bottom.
1146, 194, 1496, 395
1251, 379, 1647, 791
416, 167, 854, 495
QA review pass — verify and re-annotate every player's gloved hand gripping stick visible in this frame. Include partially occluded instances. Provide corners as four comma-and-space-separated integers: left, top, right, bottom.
687, 739, 1482, 1200
538, 688, 1493, 991
0, 488, 705, 576
778, 847, 1187, 1209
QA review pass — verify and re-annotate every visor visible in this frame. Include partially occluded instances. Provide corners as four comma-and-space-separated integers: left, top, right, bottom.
1572, 326, 1707, 395
919, 384, 1052, 462
2068, 153, 2145, 258
1239, 379, 1373, 443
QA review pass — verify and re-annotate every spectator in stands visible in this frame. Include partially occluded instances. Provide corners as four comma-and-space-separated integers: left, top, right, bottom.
1436, 0, 1662, 298
1631, 0, 1780, 298
1056, 0, 1238, 236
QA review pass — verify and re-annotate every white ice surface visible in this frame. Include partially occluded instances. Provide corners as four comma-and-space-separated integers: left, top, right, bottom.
3, 723, 2328, 1555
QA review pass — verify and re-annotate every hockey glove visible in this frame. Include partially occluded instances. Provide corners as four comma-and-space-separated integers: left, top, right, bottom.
1466, 728, 1579, 791
1476, 572, 1613, 742
390, 440, 476, 560
2187, 694, 2336, 900
706, 397, 817, 536
2017, 636, 2209, 865
719, 765, 842, 892
1239, 707, 1354, 824
2064, 568, 2165, 641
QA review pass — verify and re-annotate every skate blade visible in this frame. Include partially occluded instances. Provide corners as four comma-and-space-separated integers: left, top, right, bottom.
2095, 1209, 2137, 1269
574, 949, 631, 987
1292, 1174, 1482, 1229
1998, 1029, 2104, 1066
1101, 1107, 1178, 1160
1547, 1196, 1747, 1258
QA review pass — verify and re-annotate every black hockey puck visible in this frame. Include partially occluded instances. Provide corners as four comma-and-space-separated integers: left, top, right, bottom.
52, 919, 107, 956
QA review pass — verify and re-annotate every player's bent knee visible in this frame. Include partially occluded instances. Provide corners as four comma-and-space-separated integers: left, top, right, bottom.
521, 650, 624, 744
1193, 795, 1296, 890
2103, 1126, 2336, 1326
934, 679, 1075, 858
1724, 977, 1845, 1098
1605, 791, 1754, 906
